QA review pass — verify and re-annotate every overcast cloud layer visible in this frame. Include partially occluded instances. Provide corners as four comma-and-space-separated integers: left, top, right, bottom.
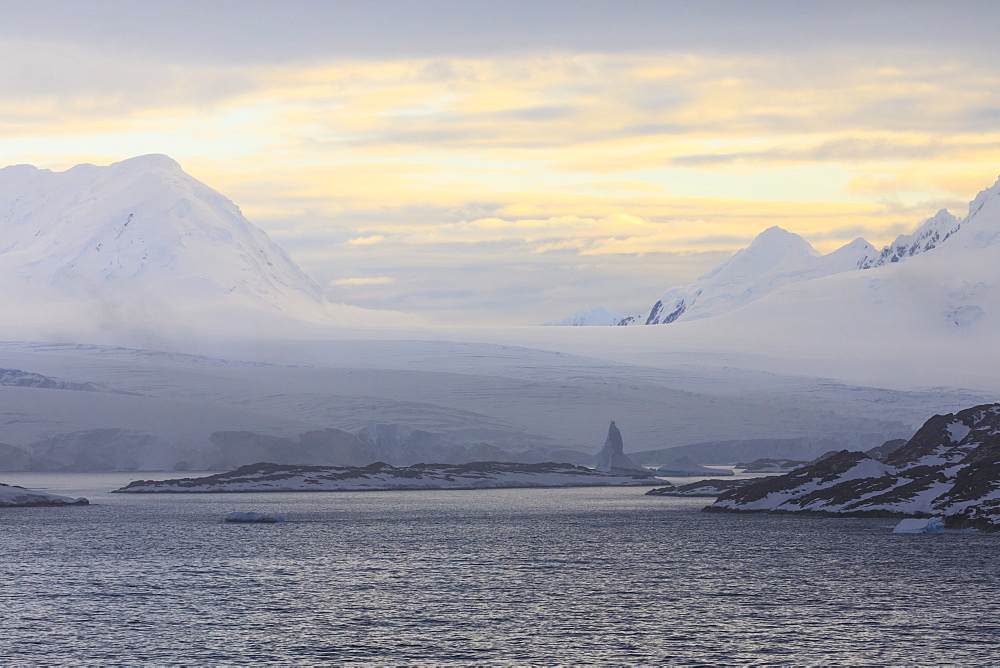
2, 0, 999, 324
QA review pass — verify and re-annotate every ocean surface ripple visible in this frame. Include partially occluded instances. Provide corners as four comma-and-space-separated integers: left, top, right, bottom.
1, 476, 998, 665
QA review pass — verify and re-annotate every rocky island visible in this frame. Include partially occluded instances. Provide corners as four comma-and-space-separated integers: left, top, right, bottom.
115, 460, 660, 493
646, 479, 750, 497
707, 403, 1000, 531
0, 483, 88, 507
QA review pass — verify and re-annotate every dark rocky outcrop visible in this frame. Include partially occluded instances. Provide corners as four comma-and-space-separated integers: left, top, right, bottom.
114, 460, 660, 493
865, 438, 907, 461
708, 403, 1000, 530
736, 457, 808, 472
646, 478, 751, 497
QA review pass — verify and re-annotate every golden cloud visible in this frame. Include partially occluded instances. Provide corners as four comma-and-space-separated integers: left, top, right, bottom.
3, 47, 998, 272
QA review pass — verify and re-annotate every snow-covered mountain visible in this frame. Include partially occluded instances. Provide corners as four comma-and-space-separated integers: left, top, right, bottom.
0, 155, 995, 472
716, 176, 1000, 335
568, 174, 1000, 389
0, 155, 416, 340
553, 195, 972, 327
618, 227, 877, 326
0, 155, 322, 306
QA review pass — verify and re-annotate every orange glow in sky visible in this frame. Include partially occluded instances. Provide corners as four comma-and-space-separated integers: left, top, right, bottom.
2, 1, 999, 323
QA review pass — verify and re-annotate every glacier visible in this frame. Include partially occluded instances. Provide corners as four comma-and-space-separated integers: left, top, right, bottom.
0, 156, 999, 472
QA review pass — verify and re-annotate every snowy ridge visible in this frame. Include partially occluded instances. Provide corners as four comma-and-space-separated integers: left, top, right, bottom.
867, 209, 961, 267
114, 461, 660, 493
708, 403, 1000, 530
616, 227, 878, 326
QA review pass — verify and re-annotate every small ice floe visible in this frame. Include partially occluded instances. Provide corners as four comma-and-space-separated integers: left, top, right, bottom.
224, 511, 285, 523
892, 517, 944, 534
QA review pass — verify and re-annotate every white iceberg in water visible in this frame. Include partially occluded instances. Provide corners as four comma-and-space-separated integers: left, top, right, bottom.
892, 517, 945, 534
224, 511, 285, 523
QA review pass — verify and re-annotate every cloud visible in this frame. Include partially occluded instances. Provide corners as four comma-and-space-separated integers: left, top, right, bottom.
3, 0, 1000, 64
346, 235, 385, 246
671, 136, 1000, 168
3, 16, 1000, 324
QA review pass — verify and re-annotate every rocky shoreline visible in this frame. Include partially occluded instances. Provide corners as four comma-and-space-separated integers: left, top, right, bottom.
115, 461, 661, 493
704, 403, 1000, 531
0, 483, 88, 507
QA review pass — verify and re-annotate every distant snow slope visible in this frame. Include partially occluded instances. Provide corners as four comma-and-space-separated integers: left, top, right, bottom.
543, 307, 624, 326
0, 338, 991, 472
498, 176, 1000, 392
638, 175, 1000, 370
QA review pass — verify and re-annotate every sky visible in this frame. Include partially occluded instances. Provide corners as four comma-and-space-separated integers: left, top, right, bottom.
2, 0, 1000, 325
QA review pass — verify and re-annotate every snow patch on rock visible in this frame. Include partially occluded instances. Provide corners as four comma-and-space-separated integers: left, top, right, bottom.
0, 483, 88, 507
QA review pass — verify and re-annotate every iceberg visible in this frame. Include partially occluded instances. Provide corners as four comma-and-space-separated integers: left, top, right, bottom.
892, 517, 945, 534
595, 421, 653, 476
224, 511, 285, 523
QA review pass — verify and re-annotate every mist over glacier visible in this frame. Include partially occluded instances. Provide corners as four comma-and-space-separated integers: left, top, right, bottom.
0, 156, 998, 473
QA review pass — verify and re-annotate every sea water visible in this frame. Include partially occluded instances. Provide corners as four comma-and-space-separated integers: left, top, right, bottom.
1, 474, 998, 665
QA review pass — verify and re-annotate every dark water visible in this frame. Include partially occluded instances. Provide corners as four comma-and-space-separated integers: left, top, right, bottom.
2, 475, 999, 665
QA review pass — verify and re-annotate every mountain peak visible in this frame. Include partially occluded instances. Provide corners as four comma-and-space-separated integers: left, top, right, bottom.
110, 154, 183, 173
751, 225, 811, 245
742, 226, 819, 259
703, 226, 818, 280
757, 225, 794, 237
